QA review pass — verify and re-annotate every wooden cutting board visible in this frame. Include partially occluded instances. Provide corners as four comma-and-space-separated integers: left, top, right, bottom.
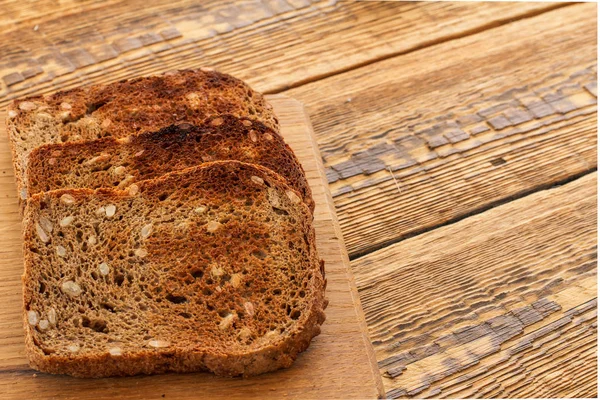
0, 94, 384, 399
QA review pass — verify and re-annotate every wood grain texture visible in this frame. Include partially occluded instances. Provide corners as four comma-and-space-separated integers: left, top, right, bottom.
0, 0, 558, 106
287, 4, 598, 257
353, 173, 597, 398
0, 96, 384, 399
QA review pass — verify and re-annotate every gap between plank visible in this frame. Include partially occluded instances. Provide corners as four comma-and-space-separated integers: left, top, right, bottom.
267, 2, 571, 95
349, 167, 597, 261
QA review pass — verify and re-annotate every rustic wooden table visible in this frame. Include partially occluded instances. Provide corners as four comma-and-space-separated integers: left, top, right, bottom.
0, 1, 597, 398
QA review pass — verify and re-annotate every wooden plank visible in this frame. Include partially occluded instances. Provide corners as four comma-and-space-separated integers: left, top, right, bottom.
351, 172, 597, 398
286, 4, 598, 257
0, 96, 384, 399
0, 0, 559, 106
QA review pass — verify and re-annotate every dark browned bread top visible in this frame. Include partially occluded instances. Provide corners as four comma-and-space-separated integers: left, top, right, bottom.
7, 69, 278, 201
23, 161, 326, 378
27, 115, 313, 211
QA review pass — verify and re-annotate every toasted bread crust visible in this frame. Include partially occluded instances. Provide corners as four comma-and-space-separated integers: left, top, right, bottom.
27, 115, 314, 211
23, 161, 326, 378
7, 69, 278, 203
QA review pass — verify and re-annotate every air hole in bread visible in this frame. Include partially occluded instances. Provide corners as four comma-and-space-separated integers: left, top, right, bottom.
165, 294, 187, 304
86, 99, 108, 115
251, 249, 266, 259
101, 302, 115, 312
82, 316, 108, 333
273, 289, 282, 295
190, 268, 203, 279
114, 273, 125, 286
158, 193, 168, 201
38, 282, 46, 294
272, 207, 288, 216
179, 312, 192, 319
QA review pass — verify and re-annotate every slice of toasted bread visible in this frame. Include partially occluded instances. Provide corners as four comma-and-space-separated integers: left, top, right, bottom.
26, 115, 314, 211
7, 69, 278, 202
22, 161, 327, 378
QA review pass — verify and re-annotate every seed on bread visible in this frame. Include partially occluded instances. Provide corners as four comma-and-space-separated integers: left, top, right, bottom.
60, 194, 76, 205
85, 154, 110, 165
87, 235, 97, 245
210, 265, 224, 278
249, 130, 258, 142
286, 190, 301, 204
47, 308, 57, 325
59, 216, 74, 227
35, 223, 50, 243
27, 311, 39, 326
38, 320, 50, 331
105, 204, 116, 217
134, 248, 148, 258
128, 184, 139, 196
244, 302, 255, 317
114, 166, 126, 175
56, 246, 67, 257
60, 102, 72, 110
61, 281, 82, 297
19, 101, 37, 111
210, 117, 224, 126
141, 224, 153, 239
219, 313, 237, 330
206, 220, 221, 233
39, 217, 53, 233
8, 110, 18, 119
109, 347, 122, 356
67, 344, 80, 353
117, 175, 135, 188
251, 176, 264, 185
98, 262, 110, 276
230, 273, 242, 288
148, 340, 170, 348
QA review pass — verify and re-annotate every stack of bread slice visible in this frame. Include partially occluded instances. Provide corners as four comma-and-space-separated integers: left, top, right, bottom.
7, 69, 327, 378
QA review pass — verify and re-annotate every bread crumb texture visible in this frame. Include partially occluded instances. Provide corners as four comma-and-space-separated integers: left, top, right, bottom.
27, 115, 313, 211
22, 161, 326, 377
8, 69, 279, 200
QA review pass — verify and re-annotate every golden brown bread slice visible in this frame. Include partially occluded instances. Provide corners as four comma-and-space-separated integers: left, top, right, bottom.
7, 69, 278, 202
22, 161, 327, 378
26, 115, 314, 211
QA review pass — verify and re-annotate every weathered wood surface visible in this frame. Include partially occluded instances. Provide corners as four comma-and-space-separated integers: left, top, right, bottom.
353, 173, 597, 398
0, 0, 558, 106
0, 1, 597, 398
0, 97, 385, 399
287, 3, 597, 257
